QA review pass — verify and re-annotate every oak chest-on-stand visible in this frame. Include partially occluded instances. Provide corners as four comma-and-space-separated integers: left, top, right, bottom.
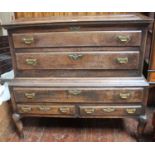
3, 14, 152, 141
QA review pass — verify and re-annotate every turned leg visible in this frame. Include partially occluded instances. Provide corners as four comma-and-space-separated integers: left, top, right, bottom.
137, 115, 147, 142
12, 113, 24, 138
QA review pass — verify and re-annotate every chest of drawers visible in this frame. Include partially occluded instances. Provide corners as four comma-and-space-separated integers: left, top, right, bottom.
3, 14, 152, 140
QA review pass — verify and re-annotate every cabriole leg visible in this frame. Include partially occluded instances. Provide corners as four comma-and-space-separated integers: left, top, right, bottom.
12, 113, 24, 138
137, 115, 147, 142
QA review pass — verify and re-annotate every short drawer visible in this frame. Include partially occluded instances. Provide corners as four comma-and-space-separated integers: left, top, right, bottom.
79, 105, 143, 117
12, 31, 142, 48
16, 51, 139, 70
13, 87, 144, 103
17, 104, 76, 116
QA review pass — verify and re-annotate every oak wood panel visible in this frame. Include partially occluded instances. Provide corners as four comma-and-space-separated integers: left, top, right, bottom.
15, 51, 139, 70
12, 31, 142, 48
13, 87, 144, 103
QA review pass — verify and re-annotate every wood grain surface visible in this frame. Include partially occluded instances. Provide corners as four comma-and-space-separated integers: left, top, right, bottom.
15, 51, 139, 70
13, 87, 144, 103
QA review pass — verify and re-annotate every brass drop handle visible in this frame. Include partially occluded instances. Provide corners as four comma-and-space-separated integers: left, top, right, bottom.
119, 93, 130, 99
126, 108, 136, 114
39, 106, 51, 111
117, 35, 130, 43
68, 54, 83, 61
68, 90, 82, 95
26, 58, 37, 65
84, 108, 95, 114
102, 107, 115, 113
21, 107, 32, 112
116, 57, 128, 64
59, 107, 70, 113
22, 37, 34, 45
69, 26, 80, 31
25, 93, 35, 99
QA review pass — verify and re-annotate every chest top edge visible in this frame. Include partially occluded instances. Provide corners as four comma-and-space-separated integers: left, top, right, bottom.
2, 14, 153, 30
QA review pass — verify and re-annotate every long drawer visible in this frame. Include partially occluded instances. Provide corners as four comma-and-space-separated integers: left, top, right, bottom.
17, 104, 76, 117
12, 31, 142, 48
15, 51, 139, 70
79, 105, 143, 117
13, 87, 144, 103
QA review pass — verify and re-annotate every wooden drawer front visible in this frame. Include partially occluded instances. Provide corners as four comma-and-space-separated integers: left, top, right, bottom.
16, 51, 139, 70
13, 87, 144, 103
79, 105, 143, 117
17, 104, 76, 116
12, 31, 142, 48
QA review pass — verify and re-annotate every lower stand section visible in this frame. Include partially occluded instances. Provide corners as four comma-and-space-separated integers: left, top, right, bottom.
11, 114, 147, 141
12, 113, 24, 138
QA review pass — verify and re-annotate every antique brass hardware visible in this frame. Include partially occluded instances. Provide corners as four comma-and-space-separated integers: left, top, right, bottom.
116, 57, 128, 64
69, 26, 80, 31
126, 108, 136, 114
39, 106, 51, 111
20, 107, 32, 112
68, 54, 83, 61
68, 90, 82, 95
117, 35, 130, 43
102, 107, 115, 113
25, 93, 35, 99
59, 107, 70, 113
119, 93, 130, 99
84, 108, 95, 114
26, 58, 37, 65
22, 37, 34, 44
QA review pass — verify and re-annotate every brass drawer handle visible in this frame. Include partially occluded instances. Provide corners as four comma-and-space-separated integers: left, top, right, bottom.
69, 26, 80, 31
39, 106, 51, 111
68, 90, 81, 95
59, 107, 70, 113
84, 108, 95, 114
68, 54, 83, 61
20, 107, 32, 112
102, 108, 115, 113
116, 57, 128, 64
126, 108, 136, 114
26, 58, 37, 66
117, 35, 130, 43
119, 93, 130, 99
22, 37, 34, 44
25, 93, 35, 99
